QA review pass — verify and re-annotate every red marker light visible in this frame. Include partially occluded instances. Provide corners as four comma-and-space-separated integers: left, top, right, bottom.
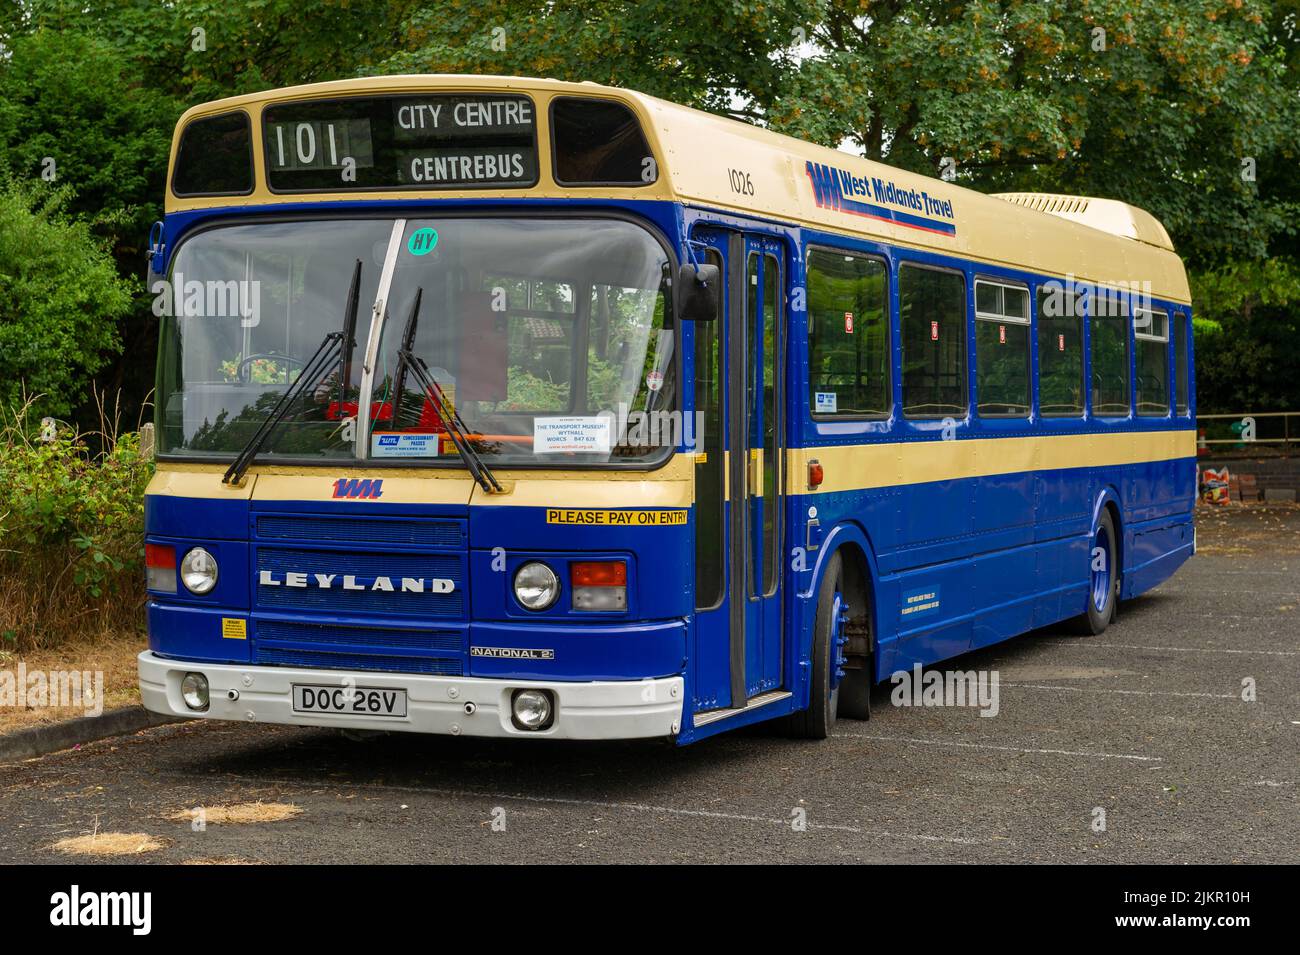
145, 543, 177, 593
571, 560, 628, 612
145, 543, 175, 568
571, 561, 627, 587
808, 459, 824, 489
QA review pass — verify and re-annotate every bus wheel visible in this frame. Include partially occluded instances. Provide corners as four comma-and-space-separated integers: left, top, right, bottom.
1072, 509, 1118, 635
790, 552, 845, 739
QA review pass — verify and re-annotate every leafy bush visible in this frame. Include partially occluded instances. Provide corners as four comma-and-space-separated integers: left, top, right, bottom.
0, 397, 153, 651
0, 180, 134, 417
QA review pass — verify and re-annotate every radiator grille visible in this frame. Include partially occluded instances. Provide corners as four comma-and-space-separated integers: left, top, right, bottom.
256, 620, 462, 652
254, 646, 463, 675
257, 515, 464, 547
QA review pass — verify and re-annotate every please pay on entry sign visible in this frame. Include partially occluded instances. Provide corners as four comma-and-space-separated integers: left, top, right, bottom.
545, 509, 688, 526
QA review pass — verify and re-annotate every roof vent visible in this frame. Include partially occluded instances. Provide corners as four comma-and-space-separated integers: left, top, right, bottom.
994, 192, 1174, 252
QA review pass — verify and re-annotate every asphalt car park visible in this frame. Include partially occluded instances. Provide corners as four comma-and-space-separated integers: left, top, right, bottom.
2, 507, 1296, 864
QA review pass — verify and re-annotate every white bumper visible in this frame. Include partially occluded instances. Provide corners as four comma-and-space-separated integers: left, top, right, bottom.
138, 652, 684, 740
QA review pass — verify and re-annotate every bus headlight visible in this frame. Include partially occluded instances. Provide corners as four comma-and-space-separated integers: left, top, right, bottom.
513, 562, 559, 611
180, 672, 209, 711
511, 689, 554, 730
180, 547, 219, 594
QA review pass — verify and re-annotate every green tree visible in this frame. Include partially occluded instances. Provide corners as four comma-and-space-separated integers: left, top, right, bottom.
0, 181, 133, 416
767, 0, 1297, 267
372, 0, 812, 118
0, 28, 179, 246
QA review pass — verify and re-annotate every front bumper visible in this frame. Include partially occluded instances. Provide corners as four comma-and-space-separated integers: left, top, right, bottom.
138, 651, 684, 740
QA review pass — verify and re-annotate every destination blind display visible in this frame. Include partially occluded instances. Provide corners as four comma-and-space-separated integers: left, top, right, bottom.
263, 94, 538, 191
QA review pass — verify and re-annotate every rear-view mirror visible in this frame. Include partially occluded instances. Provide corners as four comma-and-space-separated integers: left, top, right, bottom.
678, 263, 720, 322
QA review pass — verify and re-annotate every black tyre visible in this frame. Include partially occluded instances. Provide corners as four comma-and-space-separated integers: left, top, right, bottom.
838, 667, 872, 721
789, 552, 844, 739
1071, 509, 1118, 635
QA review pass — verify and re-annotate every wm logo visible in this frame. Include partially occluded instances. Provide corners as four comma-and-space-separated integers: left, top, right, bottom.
332, 478, 384, 500
805, 161, 844, 210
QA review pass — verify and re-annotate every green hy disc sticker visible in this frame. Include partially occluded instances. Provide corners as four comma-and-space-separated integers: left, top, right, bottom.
407, 228, 439, 256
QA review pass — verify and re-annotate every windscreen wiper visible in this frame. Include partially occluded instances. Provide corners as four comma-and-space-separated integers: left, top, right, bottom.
393, 288, 504, 495
222, 259, 363, 486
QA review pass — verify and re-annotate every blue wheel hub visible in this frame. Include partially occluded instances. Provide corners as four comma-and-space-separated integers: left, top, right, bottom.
829, 593, 850, 689
1091, 525, 1113, 613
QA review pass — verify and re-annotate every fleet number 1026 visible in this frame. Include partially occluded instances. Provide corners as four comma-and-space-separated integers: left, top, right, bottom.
728, 168, 754, 196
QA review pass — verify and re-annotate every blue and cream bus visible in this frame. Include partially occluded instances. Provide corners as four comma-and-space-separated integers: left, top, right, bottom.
139, 75, 1196, 743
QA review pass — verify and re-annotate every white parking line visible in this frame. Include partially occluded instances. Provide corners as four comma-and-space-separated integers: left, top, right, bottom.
1044, 641, 1299, 657
1211, 570, 1296, 577
192, 772, 990, 846
1160, 589, 1300, 598
832, 733, 1162, 762
1000, 683, 1238, 700
431, 788, 989, 845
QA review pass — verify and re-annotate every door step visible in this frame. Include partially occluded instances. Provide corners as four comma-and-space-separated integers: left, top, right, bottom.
693, 690, 791, 727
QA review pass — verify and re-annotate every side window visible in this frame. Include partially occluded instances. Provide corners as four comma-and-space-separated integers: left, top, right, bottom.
1135, 307, 1170, 416
1090, 290, 1130, 417
1174, 311, 1190, 415
551, 97, 656, 186
900, 265, 967, 417
973, 280, 1030, 416
1037, 286, 1085, 416
694, 249, 725, 610
807, 250, 889, 416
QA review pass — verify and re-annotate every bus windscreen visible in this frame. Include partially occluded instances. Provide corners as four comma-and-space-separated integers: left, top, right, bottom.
263, 94, 538, 192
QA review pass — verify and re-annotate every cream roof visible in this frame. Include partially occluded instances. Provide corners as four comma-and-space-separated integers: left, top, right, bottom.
169, 74, 1191, 305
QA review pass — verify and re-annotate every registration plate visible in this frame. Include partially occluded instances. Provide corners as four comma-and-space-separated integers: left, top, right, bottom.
292, 684, 408, 718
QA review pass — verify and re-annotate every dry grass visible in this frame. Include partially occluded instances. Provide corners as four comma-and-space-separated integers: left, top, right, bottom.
50, 831, 167, 856
0, 391, 152, 653
167, 802, 303, 825
0, 632, 143, 735
0, 573, 144, 653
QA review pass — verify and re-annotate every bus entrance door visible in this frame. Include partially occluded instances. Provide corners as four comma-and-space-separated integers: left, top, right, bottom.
690, 227, 787, 721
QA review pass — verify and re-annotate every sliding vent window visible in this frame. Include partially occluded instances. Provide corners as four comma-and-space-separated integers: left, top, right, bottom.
807, 250, 889, 416
1174, 312, 1190, 415
901, 265, 967, 417
172, 112, 253, 196
1090, 291, 1130, 416
974, 280, 1030, 416
1135, 307, 1170, 416
1037, 286, 1084, 416
552, 97, 657, 186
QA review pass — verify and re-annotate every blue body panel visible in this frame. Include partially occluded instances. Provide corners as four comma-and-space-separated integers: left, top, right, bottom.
147, 195, 1197, 745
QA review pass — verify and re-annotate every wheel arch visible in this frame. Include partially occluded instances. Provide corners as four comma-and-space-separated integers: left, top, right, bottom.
1091, 485, 1125, 596
803, 521, 881, 686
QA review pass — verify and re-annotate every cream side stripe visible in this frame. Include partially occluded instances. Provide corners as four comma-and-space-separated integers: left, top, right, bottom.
147, 455, 695, 507
146, 467, 254, 500
787, 430, 1195, 495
